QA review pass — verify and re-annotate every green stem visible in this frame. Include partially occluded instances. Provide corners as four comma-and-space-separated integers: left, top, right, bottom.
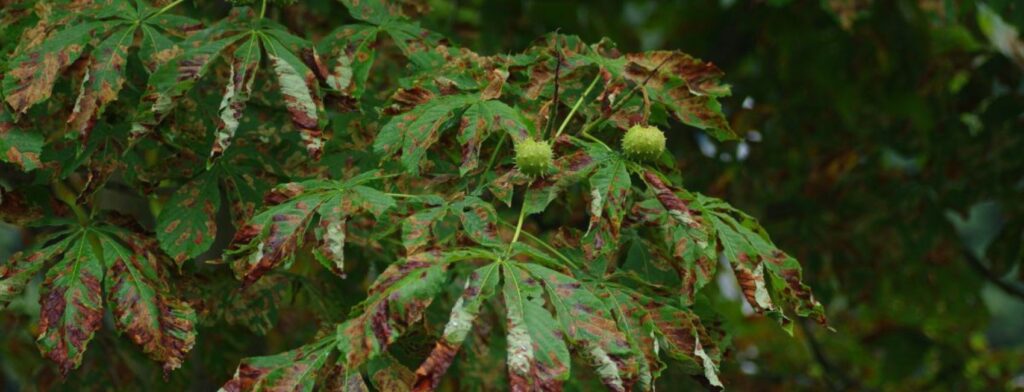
554, 73, 602, 139
507, 204, 528, 254
52, 180, 89, 227
517, 227, 581, 269
581, 131, 612, 151
259, 0, 268, 19
152, 0, 185, 18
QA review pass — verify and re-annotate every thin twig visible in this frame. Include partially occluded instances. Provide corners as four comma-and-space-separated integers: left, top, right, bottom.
962, 249, 1024, 301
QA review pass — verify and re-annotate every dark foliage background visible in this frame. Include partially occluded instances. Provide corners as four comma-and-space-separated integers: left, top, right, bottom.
1, 0, 1022, 390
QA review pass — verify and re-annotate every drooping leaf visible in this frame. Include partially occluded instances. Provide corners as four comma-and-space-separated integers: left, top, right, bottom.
210, 34, 262, 162
36, 231, 105, 375
101, 231, 197, 373
67, 26, 134, 140
600, 286, 723, 390
642, 171, 717, 305
521, 264, 639, 391
413, 262, 500, 390
133, 33, 246, 138
262, 33, 326, 160
335, 251, 451, 368
229, 176, 396, 285
501, 263, 571, 391
703, 195, 828, 328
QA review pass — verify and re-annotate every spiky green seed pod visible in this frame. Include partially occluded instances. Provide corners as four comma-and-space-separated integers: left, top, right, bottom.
622, 124, 666, 161
514, 138, 554, 176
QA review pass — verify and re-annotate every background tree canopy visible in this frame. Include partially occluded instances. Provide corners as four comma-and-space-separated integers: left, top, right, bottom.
1, 0, 1022, 390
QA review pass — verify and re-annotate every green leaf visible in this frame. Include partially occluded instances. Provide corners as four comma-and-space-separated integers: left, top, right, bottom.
101, 231, 197, 373
37, 231, 105, 375
585, 154, 631, 259
340, 0, 398, 25
0, 231, 78, 309
220, 340, 334, 392
229, 178, 396, 284
457, 100, 533, 175
210, 34, 262, 163
336, 251, 451, 368
318, 24, 379, 100
381, 21, 447, 69
413, 262, 500, 390
67, 26, 134, 140
521, 264, 639, 391
156, 171, 222, 266
402, 205, 447, 254
706, 200, 828, 328
523, 150, 599, 215
0, 102, 42, 170
133, 33, 246, 136
501, 263, 571, 390
642, 171, 717, 305
2, 21, 108, 113
601, 286, 723, 389
374, 94, 479, 173
623, 51, 734, 140
451, 196, 501, 247
262, 34, 326, 160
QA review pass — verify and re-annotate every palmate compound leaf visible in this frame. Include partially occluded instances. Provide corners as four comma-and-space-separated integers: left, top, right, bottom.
519, 264, 639, 391
373, 94, 479, 173
532, 34, 734, 140
132, 10, 327, 160
636, 171, 718, 305
413, 262, 501, 390
642, 171, 827, 329
99, 228, 198, 374
599, 284, 724, 390
3, 1, 202, 139
220, 249, 490, 391
621, 51, 735, 140
2, 21, 108, 114
401, 196, 501, 254
227, 172, 396, 286
413, 260, 658, 391
0, 225, 198, 375
701, 195, 829, 329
